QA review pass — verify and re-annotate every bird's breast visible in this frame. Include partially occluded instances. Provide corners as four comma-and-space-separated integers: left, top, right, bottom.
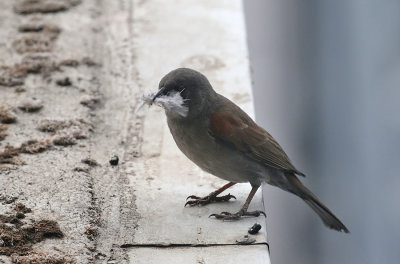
166, 117, 265, 184
167, 118, 213, 169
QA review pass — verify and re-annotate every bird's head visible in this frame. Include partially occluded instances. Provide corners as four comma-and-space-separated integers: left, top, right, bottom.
152, 68, 217, 119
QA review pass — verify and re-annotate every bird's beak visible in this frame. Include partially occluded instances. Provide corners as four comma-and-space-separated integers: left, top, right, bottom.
152, 87, 166, 103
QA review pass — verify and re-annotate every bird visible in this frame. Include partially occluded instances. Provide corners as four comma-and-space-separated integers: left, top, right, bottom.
150, 67, 349, 233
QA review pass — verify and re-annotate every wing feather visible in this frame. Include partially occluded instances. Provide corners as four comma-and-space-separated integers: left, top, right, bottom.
209, 108, 305, 176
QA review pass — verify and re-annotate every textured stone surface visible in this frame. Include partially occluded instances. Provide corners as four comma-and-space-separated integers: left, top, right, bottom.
0, 0, 269, 263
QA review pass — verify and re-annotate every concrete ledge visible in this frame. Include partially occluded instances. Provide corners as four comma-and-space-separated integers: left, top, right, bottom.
0, 0, 270, 263
124, 0, 270, 262
127, 245, 270, 264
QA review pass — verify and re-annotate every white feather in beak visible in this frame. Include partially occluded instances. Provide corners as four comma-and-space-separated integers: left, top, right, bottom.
138, 91, 189, 117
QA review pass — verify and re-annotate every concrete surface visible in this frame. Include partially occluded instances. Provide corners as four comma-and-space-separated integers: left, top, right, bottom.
0, 0, 269, 263
128, 245, 270, 264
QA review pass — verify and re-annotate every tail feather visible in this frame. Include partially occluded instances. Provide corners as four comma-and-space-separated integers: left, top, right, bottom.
287, 175, 350, 233
304, 198, 349, 233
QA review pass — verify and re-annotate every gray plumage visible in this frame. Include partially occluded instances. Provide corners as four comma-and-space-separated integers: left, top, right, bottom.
153, 68, 349, 233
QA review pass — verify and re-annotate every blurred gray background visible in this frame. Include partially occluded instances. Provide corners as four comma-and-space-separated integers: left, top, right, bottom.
244, 1, 400, 263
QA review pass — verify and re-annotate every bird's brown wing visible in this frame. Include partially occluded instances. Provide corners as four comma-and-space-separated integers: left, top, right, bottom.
209, 108, 305, 176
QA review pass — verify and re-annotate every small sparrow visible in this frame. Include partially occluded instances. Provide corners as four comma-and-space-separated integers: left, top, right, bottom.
150, 68, 349, 233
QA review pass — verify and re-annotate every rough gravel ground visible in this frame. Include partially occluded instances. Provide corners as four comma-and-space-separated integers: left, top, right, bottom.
0, 1, 143, 263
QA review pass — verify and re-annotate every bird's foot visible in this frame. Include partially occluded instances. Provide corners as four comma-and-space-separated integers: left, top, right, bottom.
209, 209, 266, 220
185, 192, 236, 207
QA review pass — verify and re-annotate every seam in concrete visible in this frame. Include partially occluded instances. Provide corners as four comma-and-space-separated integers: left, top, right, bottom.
120, 242, 269, 249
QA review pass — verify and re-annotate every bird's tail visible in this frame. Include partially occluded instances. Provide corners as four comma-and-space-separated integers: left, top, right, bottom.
287, 175, 350, 233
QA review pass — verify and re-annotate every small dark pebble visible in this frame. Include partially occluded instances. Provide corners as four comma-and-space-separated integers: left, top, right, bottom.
10, 217, 22, 225
56, 77, 72, 86
109, 155, 119, 166
15, 203, 32, 213
16, 212, 25, 219
248, 223, 262, 235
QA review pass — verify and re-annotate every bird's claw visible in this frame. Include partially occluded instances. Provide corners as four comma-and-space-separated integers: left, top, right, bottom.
184, 193, 236, 207
186, 195, 201, 201
209, 210, 266, 220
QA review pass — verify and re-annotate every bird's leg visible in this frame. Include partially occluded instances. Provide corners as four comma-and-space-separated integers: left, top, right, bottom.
210, 185, 266, 220
185, 182, 237, 207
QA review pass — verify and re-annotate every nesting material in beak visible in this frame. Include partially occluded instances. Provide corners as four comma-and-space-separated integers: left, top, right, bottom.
137, 90, 189, 117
